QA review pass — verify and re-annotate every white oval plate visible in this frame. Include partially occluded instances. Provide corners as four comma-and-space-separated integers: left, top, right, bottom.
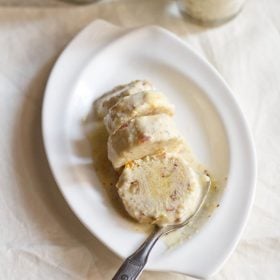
43, 22, 256, 278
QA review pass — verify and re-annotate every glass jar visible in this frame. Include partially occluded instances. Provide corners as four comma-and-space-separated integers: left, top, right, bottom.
177, 0, 246, 26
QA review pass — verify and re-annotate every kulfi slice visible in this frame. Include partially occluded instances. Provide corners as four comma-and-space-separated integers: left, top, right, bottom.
108, 114, 184, 169
117, 153, 210, 226
104, 90, 174, 134
94, 80, 153, 119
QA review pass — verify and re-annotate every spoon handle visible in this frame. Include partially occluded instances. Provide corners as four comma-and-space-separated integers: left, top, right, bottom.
112, 227, 164, 280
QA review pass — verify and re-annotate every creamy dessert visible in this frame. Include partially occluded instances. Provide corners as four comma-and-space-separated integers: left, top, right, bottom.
104, 91, 174, 134
94, 80, 211, 227
95, 80, 153, 119
117, 153, 209, 226
108, 114, 184, 169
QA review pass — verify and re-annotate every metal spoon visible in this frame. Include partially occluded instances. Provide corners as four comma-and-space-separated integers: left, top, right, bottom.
112, 179, 211, 280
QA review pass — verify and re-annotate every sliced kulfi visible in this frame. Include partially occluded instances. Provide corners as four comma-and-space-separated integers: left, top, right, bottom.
108, 114, 184, 169
117, 153, 210, 226
104, 90, 174, 134
95, 80, 153, 119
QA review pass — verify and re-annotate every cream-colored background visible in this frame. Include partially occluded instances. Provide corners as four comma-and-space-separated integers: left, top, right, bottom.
0, 0, 279, 279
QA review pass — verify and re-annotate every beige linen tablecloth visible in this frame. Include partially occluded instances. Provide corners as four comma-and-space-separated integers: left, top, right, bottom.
0, 0, 279, 279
